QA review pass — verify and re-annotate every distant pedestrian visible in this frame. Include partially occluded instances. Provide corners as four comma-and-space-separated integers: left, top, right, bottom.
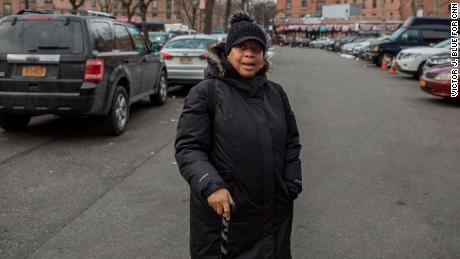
175, 10, 302, 259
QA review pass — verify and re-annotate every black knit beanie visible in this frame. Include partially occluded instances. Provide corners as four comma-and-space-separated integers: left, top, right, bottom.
225, 10, 267, 55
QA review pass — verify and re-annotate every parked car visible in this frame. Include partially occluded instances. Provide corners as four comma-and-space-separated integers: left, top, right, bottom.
273, 34, 289, 46
333, 36, 358, 52
419, 64, 458, 99
290, 37, 309, 48
147, 32, 171, 50
160, 35, 218, 86
211, 33, 227, 43
351, 38, 376, 56
0, 10, 167, 135
369, 16, 451, 66
310, 37, 333, 48
341, 37, 373, 55
396, 38, 450, 79
422, 51, 452, 74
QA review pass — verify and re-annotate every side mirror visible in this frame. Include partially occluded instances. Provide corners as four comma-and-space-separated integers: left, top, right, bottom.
150, 42, 159, 52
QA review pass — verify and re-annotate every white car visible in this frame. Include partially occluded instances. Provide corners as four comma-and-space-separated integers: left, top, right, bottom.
396, 39, 450, 79
160, 35, 218, 86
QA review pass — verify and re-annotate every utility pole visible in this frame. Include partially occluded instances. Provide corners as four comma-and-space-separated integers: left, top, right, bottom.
381, 0, 386, 35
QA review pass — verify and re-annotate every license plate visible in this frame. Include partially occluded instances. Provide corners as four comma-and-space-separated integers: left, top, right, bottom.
419, 80, 426, 88
22, 66, 46, 77
179, 56, 192, 64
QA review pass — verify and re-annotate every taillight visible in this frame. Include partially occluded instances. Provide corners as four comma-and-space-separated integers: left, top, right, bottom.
199, 53, 207, 60
160, 52, 173, 59
27, 16, 54, 21
84, 58, 104, 82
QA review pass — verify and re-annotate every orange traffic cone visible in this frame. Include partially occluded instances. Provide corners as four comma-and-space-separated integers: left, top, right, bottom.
389, 57, 398, 74
380, 54, 388, 71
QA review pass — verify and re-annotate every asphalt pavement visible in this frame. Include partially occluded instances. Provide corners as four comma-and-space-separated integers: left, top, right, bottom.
1, 46, 460, 259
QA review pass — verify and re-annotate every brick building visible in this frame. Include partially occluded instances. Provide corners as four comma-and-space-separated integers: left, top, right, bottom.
276, 0, 452, 21
274, 0, 453, 39
0, 0, 219, 32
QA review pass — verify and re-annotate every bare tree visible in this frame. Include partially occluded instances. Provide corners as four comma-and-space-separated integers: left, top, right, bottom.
224, 0, 231, 32
68, 0, 86, 11
204, 0, 215, 34
249, 0, 275, 29
137, 0, 153, 35
120, 0, 138, 22
97, 0, 117, 13
180, 0, 200, 30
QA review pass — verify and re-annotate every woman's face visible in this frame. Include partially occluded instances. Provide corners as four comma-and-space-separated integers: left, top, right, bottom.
227, 40, 264, 78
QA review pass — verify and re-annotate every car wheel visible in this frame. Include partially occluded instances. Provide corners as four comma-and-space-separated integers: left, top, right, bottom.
150, 71, 168, 106
103, 86, 129, 136
415, 61, 426, 80
0, 114, 31, 131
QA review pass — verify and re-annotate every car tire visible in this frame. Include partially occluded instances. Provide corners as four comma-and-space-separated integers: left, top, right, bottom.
150, 71, 168, 106
103, 86, 129, 136
415, 61, 426, 80
0, 114, 31, 131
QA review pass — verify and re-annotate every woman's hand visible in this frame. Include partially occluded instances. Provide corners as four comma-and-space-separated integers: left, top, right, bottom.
207, 188, 234, 220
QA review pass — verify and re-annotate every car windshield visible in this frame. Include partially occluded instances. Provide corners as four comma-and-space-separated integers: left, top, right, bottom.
0, 20, 84, 54
433, 39, 450, 48
149, 33, 168, 42
388, 28, 405, 41
165, 38, 217, 49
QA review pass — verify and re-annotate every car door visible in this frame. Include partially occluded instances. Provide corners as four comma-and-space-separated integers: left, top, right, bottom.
126, 26, 156, 95
113, 24, 142, 98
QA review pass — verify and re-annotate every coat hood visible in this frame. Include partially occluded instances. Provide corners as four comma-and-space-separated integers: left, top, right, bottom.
204, 42, 269, 97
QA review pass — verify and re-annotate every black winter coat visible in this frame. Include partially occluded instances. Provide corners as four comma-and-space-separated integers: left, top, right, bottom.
175, 42, 302, 259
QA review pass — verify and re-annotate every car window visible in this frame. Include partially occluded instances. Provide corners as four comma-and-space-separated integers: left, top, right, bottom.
165, 38, 217, 49
421, 30, 450, 43
0, 20, 84, 54
114, 24, 133, 51
149, 33, 168, 42
401, 30, 418, 43
433, 39, 450, 48
127, 26, 148, 52
92, 22, 112, 52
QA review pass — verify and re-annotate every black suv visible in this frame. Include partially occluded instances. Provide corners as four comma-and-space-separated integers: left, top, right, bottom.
0, 10, 167, 135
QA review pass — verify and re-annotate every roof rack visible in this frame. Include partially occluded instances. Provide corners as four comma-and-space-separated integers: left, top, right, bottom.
16, 9, 116, 19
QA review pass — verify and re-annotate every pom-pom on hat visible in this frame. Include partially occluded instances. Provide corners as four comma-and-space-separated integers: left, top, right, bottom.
225, 10, 267, 55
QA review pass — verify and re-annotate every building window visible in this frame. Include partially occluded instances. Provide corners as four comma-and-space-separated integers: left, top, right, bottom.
152, 0, 158, 16
390, 12, 393, 16
353, 0, 357, 3
317, 0, 325, 12
167, 0, 172, 19
372, 13, 376, 16
286, 0, 292, 10
372, 0, 377, 8
44, 0, 52, 3
336, 0, 340, 3
363, 0, 367, 9
91, 0, 96, 8
3, 3, 12, 16
302, 0, 307, 8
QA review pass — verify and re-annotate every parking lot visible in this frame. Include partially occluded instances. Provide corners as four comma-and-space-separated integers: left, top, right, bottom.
1, 46, 460, 258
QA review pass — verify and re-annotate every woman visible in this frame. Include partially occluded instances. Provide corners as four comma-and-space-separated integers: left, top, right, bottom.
175, 10, 302, 259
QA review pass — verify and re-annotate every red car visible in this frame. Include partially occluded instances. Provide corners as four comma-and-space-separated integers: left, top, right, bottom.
419, 64, 460, 99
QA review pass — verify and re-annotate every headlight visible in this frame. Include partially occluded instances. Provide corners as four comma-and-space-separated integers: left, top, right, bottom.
372, 46, 379, 52
434, 71, 451, 80
430, 58, 452, 64
400, 53, 421, 59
